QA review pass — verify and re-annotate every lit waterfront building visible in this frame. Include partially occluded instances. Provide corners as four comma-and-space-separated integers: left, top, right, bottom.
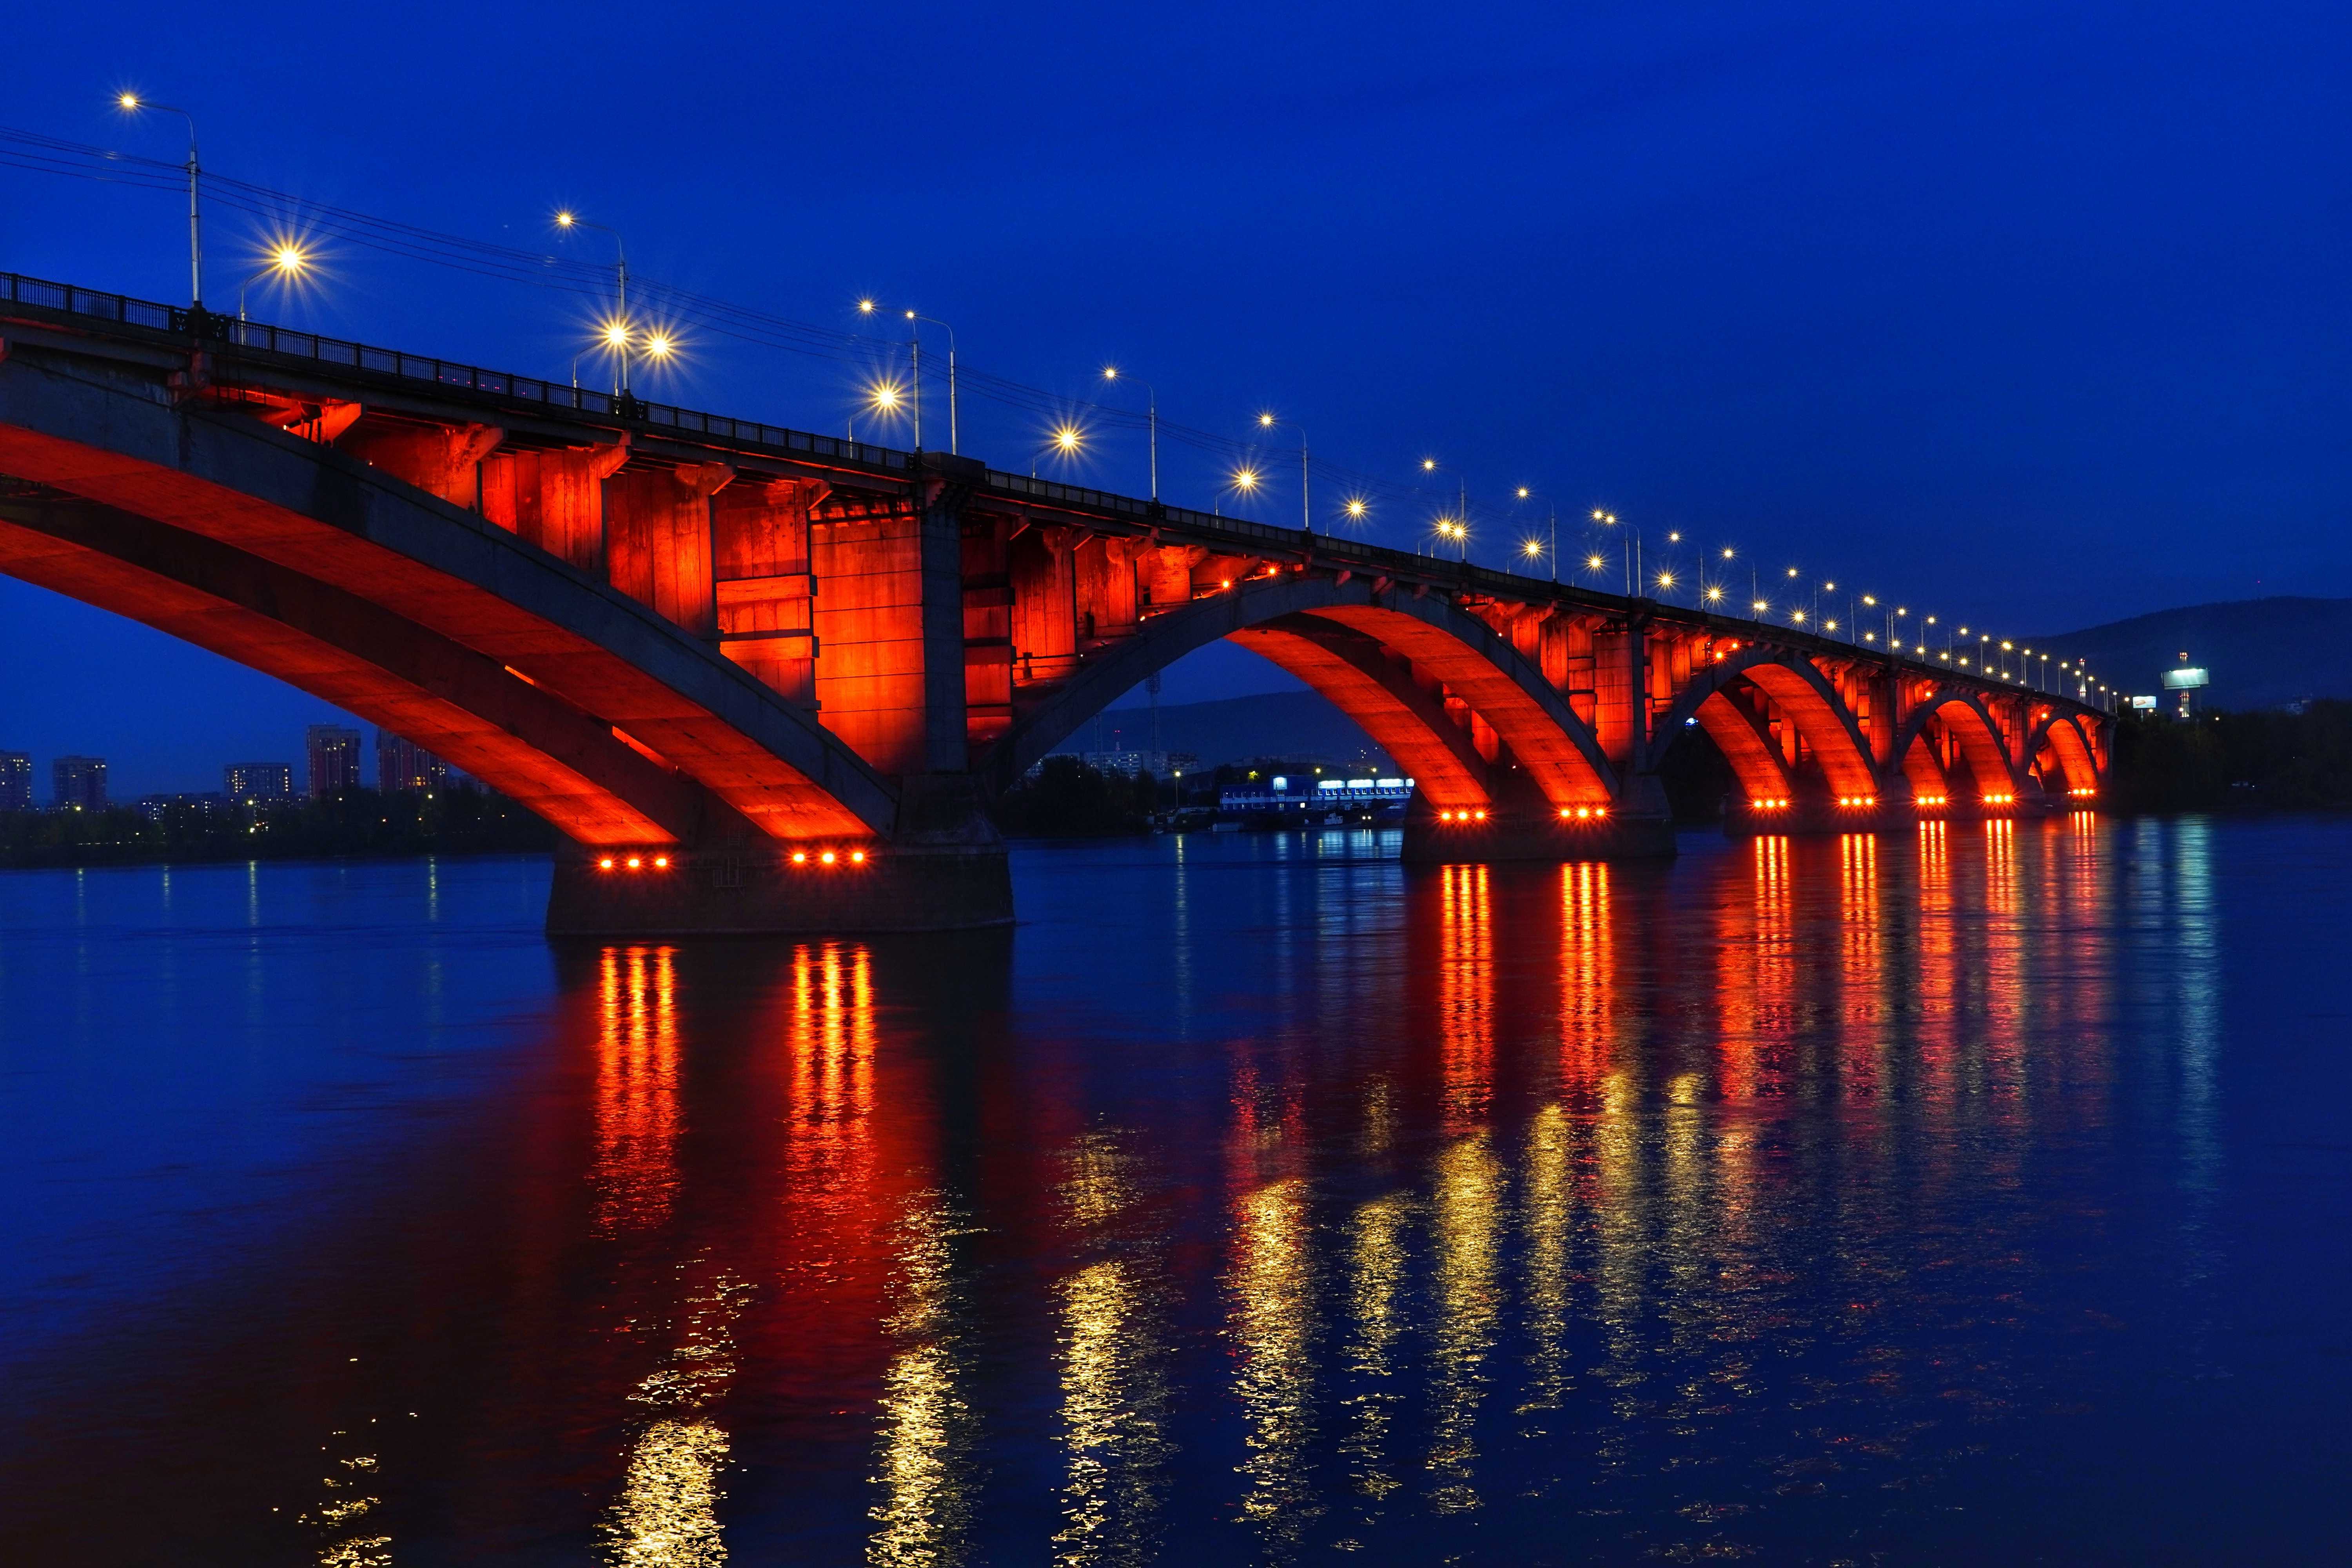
0, 751, 30, 813
376, 730, 450, 794
224, 762, 295, 806
52, 755, 107, 811
1076, 749, 1196, 777
305, 726, 361, 799
136, 792, 230, 824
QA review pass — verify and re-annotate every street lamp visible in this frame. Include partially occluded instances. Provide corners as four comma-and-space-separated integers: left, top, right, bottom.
1591, 508, 1628, 595
1100, 366, 1159, 500
555, 211, 630, 393
1418, 459, 1477, 563
1256, 412, 1312, 532
117, 93, 202, 309
1515, 486, 1558, 581
1226, 463, 1263, 517
236, 242, 307, 340
905, 310, 958, 454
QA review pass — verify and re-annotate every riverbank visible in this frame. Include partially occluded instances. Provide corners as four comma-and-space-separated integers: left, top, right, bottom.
0, 786, 552, 869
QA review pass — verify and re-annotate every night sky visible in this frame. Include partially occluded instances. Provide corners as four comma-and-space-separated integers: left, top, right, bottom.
5, 0, 2347, 794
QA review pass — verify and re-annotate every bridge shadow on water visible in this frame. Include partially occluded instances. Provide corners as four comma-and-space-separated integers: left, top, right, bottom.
0, 818, 2346, 1564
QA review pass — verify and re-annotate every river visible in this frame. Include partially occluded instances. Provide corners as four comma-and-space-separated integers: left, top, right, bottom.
1, 818, 2345, 1564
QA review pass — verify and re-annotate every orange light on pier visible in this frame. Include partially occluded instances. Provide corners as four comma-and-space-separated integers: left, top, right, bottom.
791, 850, 808, 864
1751, 797, 1791, 810
599, 857, 616, 869
820, 850, 838, 865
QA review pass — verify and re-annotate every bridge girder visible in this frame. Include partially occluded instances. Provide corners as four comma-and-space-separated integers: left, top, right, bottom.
0, 348, 898, 840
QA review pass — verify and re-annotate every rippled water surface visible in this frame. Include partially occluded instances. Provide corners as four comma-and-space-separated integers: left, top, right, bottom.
2, 819, 2348, 1564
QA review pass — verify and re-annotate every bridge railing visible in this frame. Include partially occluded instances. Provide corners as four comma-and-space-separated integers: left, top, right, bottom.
0, 270, 911, 474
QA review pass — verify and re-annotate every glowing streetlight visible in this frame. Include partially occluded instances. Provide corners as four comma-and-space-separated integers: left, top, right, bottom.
1100, 366, 1159, 500
118, 92, 202, 309
555, 211, 632, 394
1256, 411, 1313, 533
1514, 486, 1558, 580
236, 241, 308, 338
1343, 497, 1369, 524
904, 309, 958, 453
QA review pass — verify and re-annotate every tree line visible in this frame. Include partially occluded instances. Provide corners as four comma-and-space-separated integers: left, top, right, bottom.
0, 785, 554, 868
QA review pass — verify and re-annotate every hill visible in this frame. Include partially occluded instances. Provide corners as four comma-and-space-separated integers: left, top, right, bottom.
1053, 690, 1396, 771
2031, 597, 2352, 711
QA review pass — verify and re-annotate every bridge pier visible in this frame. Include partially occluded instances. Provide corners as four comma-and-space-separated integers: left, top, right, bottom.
544, 774, 1012, 936
1398, 800, 1677, 864
545, 837, 1012, 936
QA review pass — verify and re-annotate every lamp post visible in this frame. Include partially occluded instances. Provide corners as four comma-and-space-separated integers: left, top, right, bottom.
906, 310, 958, 454
236, 243, 307, 344
1591, 508, 1627, 595
1100, 366, 1158, 500
1256, 412, 1310, 532
1515, 487, 1557, 581
1225, 462, 1264, 520
1417, 458, 1474, 561
117, 94, 201, 310
555, 212, 629, 394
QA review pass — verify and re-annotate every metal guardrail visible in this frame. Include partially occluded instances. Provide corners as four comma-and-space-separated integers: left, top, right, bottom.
0, 270, 910, 473
0, 269, 2109, 715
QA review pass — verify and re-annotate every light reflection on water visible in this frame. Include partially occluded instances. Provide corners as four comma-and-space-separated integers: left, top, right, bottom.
2, 819, 2345, 1564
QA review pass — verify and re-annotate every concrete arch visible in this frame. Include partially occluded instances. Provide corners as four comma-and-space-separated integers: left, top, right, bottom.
2029, 711, 2103, 793
979, 572, 1619, 805
0, 353, 897, 839
1893, 691, 2020, 797
1648, 646, 1879, 795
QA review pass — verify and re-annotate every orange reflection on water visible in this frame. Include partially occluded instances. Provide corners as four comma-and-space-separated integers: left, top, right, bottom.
1915, 820, 1960, 1130
1437, 864, 1494, 1129
1838, 834, 1886, 1098
1557, 864, 1611, 1092
788, 941, 875, 1180
593, 946, 681, 1236
1717, 838, 1794, 1102
1979, 819, 2026, 1118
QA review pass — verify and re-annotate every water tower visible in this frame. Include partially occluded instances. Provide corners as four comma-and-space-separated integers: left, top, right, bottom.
2161, 650, 2210, 719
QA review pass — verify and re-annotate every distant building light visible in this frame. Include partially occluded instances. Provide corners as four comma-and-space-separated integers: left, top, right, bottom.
1318, 780, 1347, 792
1270, 775, 1288, 791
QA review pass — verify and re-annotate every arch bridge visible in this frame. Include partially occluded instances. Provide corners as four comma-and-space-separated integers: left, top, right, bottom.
0, 273, 2110, 933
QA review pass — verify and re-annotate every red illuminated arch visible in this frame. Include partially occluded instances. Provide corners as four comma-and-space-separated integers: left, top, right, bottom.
982, 573, 1620, 807
1893, 692, 2018, 798
1648, 646, 1878, 797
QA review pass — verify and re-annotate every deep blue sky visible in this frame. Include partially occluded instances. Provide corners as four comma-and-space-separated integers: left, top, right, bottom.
5, 0, 2347, 794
